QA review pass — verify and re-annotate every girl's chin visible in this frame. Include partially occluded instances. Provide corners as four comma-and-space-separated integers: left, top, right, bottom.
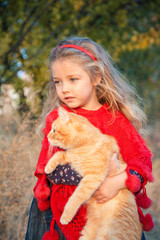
61, 99, 78, 107
64, 102, 81, 109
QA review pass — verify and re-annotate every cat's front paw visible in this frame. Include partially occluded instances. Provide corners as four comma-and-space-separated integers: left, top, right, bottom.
44, 164, 54, 174
60, 213, 73, 225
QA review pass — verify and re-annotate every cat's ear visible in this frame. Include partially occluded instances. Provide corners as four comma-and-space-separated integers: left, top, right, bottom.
58, 107, 70, 122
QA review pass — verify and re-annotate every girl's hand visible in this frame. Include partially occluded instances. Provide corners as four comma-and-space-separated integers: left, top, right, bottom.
93, 172, 127, 203
93, 153, 127, 204
107, 153, 120, 176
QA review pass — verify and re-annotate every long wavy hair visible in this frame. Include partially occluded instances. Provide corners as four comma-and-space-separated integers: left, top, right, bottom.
38, 36, 146, 134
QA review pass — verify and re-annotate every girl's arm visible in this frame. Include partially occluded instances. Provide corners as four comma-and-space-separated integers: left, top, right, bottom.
93, 153, 144, 203
110, 113, 153, 185
94, 113, 153, 204
93, 170, 127, 203
93, 153, 127, 203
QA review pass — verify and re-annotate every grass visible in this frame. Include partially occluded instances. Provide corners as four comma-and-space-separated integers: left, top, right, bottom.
0, 112, 39, 240
0, 112, 159, 240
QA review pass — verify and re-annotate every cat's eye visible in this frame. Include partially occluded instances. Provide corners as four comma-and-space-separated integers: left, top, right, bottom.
53, 129, 56, 133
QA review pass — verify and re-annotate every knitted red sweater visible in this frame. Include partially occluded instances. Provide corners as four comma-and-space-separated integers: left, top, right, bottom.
34, 104, 154, 239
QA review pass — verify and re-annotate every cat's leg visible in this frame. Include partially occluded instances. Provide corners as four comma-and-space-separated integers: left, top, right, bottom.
79, 220, 97, 240
95, 191, 142, 240
79, 204, 98, 240
95, 225, 113, 240
45, 151, 66, 174
95, 215, 119, 240
96, 225, 141, 240
60, 174, 105, 225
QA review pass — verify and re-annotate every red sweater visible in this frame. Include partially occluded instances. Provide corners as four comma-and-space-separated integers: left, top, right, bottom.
34, 104, 154, 239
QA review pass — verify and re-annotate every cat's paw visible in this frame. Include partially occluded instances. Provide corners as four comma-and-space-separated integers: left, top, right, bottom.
44, 164, 53, 174
60, 213, 72, 225
60, 217, 69, 225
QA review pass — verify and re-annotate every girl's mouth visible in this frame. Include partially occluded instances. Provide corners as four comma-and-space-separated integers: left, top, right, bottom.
65, 97, 75, 102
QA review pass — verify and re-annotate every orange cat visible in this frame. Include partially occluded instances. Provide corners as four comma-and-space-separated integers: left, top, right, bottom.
45, 107, 142, 240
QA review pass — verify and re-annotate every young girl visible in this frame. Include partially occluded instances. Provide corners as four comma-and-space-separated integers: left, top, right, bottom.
26, 36, 154, 240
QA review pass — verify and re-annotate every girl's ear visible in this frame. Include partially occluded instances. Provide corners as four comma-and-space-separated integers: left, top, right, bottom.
93, 77, 101, 86
58, 107, 70, 122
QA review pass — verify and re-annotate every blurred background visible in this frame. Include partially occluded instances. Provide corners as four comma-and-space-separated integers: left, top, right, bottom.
0, 0, 159, 239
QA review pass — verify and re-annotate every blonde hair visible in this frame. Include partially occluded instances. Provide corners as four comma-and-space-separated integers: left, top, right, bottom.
39, 36, 146, 133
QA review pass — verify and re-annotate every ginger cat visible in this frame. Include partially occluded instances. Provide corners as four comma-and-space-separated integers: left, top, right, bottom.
45, 107, 142, 240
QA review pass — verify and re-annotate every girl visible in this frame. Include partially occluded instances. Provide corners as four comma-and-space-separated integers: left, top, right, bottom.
26, 37, 154, 240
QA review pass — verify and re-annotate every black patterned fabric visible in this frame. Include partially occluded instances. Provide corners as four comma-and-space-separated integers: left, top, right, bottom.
46, 164, 144, 186
46, 164, 82, 185
129, 169, 144, 183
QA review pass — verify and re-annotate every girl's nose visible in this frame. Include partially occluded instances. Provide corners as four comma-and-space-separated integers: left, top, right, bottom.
62, 83, 70, 93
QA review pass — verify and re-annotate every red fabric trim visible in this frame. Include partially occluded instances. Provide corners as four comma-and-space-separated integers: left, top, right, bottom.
137, 206, 154, 231
50, 184, 87, 240
125, 169, 142, 192
126, 164, 154, 188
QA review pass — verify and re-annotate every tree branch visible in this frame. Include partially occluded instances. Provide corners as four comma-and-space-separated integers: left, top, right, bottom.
0, 5, 89, 87
19, 3, 40, 37
0, 0, 57, 64
27, 8, 89, 60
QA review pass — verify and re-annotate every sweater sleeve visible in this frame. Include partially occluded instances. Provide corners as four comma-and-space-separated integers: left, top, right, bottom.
112, 115, 155, 232
110, 113, 153, 186
34, 109, 59, 189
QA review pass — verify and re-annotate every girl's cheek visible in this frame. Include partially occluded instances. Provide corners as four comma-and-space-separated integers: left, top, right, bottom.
56, 87, 61, 94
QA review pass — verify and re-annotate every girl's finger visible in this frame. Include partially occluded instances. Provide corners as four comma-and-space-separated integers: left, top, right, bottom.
95, 196, 103, 201
94, 193, 104, 199
96, 198, 108, 204
93, 191, 101, 197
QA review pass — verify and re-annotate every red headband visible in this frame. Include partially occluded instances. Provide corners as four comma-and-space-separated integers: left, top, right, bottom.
54, 44, 97, 61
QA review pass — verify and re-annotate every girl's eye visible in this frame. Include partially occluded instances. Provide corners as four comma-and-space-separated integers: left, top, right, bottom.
54, 81, 61, 85
70, 78, 77, 82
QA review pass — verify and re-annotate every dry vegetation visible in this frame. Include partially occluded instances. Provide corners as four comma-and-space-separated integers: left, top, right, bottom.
0, 112, 160, 240
0, 112, 40, 240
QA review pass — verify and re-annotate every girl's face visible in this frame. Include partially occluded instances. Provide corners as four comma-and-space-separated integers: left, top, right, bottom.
51, 59, 101, 110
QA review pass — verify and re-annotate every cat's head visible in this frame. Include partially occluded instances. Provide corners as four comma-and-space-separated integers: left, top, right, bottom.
47, 107, 97, 149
